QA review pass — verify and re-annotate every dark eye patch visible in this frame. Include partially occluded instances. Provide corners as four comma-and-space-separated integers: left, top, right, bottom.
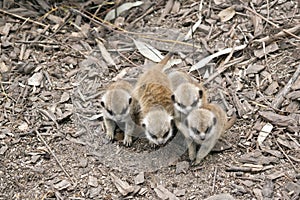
205, 125, 212, 134
191, 99, 198, 107
106, 109, 113, 115
162, 131, 169, 139
191, 127, 200, 135
177, 102, 185, 108
149, 132, 157, 139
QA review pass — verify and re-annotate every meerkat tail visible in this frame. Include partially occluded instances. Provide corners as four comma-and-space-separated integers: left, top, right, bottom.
153, 52, 174, 71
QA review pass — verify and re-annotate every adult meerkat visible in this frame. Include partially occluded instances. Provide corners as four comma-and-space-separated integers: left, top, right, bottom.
133, 53, 175, 145
169, 71, 208, 121
177, 103, 235, 165
101, 80, 137, 146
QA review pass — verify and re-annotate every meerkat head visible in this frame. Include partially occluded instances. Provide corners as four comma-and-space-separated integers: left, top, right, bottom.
101, 89, 132, 122
171, 83, 204, 115
141, 108, 174, 145
185, 108, 217, 144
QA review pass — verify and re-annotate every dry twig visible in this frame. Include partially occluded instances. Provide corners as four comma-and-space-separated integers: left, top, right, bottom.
203, 45, 236, 85
35, 129, 75, 184
0, 8, 47, 27
271, 65, 300, 109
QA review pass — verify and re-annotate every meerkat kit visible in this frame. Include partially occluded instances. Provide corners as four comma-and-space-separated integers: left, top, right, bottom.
101, 53, 235, 165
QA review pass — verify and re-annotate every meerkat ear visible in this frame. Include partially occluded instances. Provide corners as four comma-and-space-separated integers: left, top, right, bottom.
198, 90, 203, 98
128, 97, 132, 105
171, 94, 175, 102
100, 101, 105, 108
213, 117, 217, 125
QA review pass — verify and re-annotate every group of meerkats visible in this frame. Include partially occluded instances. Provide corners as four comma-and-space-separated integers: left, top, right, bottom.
100, 53, 235, 165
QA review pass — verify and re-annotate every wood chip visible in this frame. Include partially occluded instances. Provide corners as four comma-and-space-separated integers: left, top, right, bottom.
291, 76, 300, 90
259, 111, 296, 127
254, 43, 279, 58
88, 176, 98, 187
28, 72, 44, 86
173, 189, 185, 197
204, 193, 235, 200
110, 172, 134, 196
245, 64, 265, 75
154, 185, 179, 200
285, 182, 300, 195
266, 170, 285, 180
264, 81, 279, 95
257, 123, 273, 146
262, 179, 274, 199
253, 188, 263, 200
134, 172, 145, 185
218, 7, 236, 22
53, 180, 71, 190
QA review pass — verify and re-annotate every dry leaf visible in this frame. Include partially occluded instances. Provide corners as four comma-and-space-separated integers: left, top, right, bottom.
218, 7, 236, 22
184, 17, 202, 41
104, 1, 144, 21
257, 123, 273, 146
96, 39, 116, 68
28, 72, 44, 86
189, 44, 247, 71
134, 40, 163, 62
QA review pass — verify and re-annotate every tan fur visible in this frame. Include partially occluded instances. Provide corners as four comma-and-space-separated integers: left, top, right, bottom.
177, 103, 234, 164
101, 80, 137, 146
168, 71, 193, 91
133, 53, 175, 145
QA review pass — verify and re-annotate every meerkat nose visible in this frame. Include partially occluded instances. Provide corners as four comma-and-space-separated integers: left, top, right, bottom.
200, 133, 206, 140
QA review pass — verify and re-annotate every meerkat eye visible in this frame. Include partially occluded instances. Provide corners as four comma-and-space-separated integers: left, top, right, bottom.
177, 102, 185, 108
162, 131, 169, 139
106, 109, 113, 115
128, 97, 132, 105
171, 94, 176, 102
191, 99, 198, 107
141, 123, 146, 128
100, 101, 105, 107
191, 127, 200, 135
198, 90, 203, 98
205, 126, 212, 134
149, 132, 157, 139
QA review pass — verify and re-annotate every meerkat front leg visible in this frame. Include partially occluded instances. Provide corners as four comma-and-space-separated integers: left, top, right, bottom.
123, 119, 135, 146
186, 138, 196, 161
104, 118, 116, 141
194, 139, 217, 165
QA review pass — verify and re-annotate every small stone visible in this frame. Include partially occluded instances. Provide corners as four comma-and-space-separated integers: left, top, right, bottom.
204, 193, 235, 200
134, 172, 145, 185
88, 176, 98, 187
89, 186, 101, 198
28, 72, 44, 86
174, 189, 186, 197
0, 145, 8, 155
245, 64, 265, 75
53, 180, 71, 190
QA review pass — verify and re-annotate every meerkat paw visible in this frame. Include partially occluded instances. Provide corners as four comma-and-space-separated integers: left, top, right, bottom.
188, 150, 196, 161
123, 135, 132, 146
106, 131, 114, 141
